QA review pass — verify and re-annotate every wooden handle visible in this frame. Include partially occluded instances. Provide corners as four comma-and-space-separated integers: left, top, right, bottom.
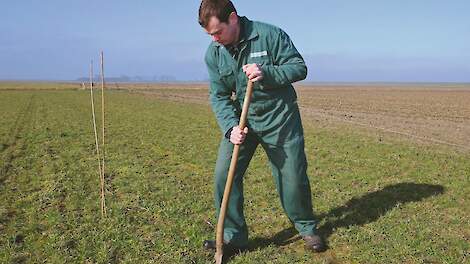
238, 81, 254, 129
215, 81, 254, 263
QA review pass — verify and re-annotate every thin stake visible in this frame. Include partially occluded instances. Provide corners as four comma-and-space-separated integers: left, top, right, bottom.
100, 51, 107, 217
89, 60, 105, 217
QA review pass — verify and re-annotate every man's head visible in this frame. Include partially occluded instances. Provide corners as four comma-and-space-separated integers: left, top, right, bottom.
198, 0, 240, 46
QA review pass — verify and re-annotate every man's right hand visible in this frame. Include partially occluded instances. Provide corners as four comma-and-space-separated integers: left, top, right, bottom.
230, 126, 249, 145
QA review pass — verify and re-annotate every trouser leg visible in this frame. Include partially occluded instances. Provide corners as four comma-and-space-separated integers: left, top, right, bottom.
262, 136, 317, 236
214, 134, 258, 246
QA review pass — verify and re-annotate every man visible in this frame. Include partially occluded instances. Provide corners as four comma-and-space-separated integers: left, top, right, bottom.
198, 0, 325, 253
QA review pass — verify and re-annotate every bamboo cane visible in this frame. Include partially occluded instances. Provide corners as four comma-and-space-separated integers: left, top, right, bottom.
100, 51, 107, 217
215, 81, 254, 264
89, 60, 105, 217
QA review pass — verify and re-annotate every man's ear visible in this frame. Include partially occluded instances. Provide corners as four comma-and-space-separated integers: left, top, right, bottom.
228, 12, 238, 25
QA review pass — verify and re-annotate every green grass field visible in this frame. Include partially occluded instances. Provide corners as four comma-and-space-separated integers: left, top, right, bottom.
1, 87, 469, 263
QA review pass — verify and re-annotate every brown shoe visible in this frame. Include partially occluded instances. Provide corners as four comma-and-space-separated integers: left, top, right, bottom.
303, 235, 326, 252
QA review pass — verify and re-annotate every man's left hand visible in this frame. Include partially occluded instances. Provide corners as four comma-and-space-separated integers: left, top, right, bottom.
242, 63, 264, 82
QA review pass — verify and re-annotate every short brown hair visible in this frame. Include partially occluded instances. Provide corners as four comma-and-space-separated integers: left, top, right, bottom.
198, 0, 237, 28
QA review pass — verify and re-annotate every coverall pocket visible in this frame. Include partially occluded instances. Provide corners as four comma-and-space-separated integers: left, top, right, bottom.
218, 67, 235, 88
219, 67, 232, 76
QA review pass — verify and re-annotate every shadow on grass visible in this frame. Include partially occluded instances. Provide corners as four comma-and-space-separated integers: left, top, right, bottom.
246, 182, 444, 254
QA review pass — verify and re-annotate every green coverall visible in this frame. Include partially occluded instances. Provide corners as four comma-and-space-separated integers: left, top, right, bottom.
205, 16, 317, 247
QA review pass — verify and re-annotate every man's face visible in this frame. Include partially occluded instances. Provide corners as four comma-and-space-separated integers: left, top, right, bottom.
204, 13, 238, 46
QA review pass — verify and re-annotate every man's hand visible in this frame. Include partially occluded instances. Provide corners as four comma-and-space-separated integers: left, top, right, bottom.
242, 63, 264, 82
230, 126, 249, 145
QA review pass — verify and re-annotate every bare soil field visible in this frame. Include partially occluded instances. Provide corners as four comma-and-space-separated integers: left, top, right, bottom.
114, 82, 470, 151
296, 83, 470, 151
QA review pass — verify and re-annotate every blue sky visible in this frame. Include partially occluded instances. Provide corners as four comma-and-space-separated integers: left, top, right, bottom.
1, 0, 469, 82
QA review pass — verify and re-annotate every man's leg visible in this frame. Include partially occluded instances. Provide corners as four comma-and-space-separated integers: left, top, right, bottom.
261, 135, 317, 237
213, 133, 258, 247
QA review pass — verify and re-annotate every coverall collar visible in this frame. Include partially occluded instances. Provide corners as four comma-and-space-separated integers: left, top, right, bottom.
213, 16, 258, 47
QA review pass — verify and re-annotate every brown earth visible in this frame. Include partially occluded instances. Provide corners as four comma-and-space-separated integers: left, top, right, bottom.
295, 83, 470, 151
117, 82, 470, 151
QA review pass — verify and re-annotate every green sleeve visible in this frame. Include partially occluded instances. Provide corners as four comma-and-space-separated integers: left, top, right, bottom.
260, 29, 307, 89
205, 48, 240, 134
